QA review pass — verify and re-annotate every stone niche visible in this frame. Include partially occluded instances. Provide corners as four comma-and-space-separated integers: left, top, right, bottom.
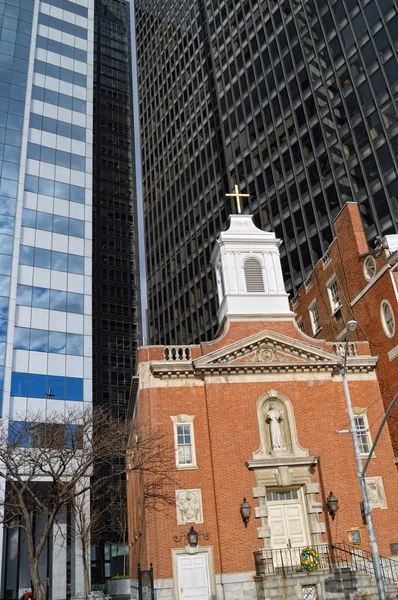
253, 389, 309, 459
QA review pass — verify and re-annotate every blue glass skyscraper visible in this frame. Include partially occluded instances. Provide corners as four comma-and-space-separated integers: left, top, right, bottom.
0, 0, 93, 596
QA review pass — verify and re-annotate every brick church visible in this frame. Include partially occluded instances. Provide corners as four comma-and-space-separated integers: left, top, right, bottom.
127, 212, 398, 600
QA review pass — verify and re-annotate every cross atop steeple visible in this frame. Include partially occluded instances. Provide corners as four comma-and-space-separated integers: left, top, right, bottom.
226, 184, 250, 214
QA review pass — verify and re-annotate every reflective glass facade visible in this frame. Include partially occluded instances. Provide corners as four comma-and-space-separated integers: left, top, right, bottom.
136, 0, 398, 345
91, 0, 141, 581
93, 0, 141, 423
0, 0, 94, 595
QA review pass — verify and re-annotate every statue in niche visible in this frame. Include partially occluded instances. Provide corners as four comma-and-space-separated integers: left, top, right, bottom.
266, 403, 285, 449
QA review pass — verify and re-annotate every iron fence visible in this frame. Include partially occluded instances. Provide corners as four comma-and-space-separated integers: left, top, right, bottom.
254, 545, 330, 577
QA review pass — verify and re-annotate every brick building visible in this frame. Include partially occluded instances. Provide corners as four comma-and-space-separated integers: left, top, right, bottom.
127, 213, 398, 600
292, 202, 398, 459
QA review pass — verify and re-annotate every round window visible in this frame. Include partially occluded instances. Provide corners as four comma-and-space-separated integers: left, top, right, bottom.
364, 256, 376, 282
380, 300, 395, 338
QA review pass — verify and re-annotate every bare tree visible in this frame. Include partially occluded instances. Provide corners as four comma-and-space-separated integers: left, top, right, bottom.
0, 408, 176, 600
101, 475, 129, 577
71, 483, 113, 600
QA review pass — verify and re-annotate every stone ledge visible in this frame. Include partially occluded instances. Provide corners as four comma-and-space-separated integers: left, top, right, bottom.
246, 456, 319, 469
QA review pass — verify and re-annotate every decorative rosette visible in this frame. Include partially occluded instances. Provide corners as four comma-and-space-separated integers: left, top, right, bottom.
300, 547, 320, 571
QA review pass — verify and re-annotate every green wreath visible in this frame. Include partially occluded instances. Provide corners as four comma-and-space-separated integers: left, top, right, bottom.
300, 547, 320, 571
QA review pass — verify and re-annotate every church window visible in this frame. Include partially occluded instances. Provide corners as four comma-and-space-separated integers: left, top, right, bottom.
381, 300, 395, 338
354, 415, 371, 455
309, 302, 321, 334
327, 279, 341, 314
244, 257, 265, 292
364, 256, 376, 281
176, 424, 193, 465
171, 415, 197, 469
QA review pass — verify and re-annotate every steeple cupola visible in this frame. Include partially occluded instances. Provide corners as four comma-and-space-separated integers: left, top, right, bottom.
210, 213, 294, 325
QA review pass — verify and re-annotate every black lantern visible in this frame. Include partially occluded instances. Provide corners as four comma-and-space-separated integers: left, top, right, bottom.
240, 497, 251, 527
327, 491, 339, 520
187, 526, 199, 547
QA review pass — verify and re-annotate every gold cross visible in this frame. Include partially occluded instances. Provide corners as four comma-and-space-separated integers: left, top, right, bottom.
226, 184, 250, 214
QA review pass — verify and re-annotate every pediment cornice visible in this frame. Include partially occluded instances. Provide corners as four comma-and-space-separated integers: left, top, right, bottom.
149, 330, 377, 378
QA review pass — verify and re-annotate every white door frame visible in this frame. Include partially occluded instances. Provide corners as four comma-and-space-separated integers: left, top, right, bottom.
172, 547, 216, 600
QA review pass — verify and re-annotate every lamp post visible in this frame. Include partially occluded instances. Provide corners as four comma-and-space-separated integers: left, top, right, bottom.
342, 320, 385, 600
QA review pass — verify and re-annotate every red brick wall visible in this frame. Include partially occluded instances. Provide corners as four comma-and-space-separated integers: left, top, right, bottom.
127, 319, 398, 579
292, 203, 398, 456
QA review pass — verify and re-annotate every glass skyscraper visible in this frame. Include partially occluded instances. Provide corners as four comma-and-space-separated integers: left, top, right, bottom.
91, 0, 141, 580
0, 0, 94, 596
135, 0, 398, 345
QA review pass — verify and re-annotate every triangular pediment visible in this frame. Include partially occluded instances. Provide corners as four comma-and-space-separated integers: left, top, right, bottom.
193, 330, 342, 373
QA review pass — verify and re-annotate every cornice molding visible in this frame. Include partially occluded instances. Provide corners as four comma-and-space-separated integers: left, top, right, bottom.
246, 456, 319, 470
149, 329, 377, 379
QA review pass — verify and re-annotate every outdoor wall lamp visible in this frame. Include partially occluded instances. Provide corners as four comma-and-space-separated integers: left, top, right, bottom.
327, 491, 339, 520
240, 497, 251, 527
173, 526, 210, 547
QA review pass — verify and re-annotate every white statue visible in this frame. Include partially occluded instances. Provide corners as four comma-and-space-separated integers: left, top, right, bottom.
266, 403, 285, 449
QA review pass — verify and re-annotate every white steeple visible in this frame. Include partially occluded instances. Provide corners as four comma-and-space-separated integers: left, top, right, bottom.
210, 214, 294, 325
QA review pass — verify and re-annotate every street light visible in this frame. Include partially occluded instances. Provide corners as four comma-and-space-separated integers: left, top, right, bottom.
341, 320, 386, 600
347, 320, 358, 333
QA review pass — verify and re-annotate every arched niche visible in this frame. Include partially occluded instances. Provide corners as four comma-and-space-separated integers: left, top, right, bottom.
253, 389, 309, 459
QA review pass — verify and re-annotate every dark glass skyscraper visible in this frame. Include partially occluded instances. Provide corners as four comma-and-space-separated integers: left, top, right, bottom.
92, 0, 141, 578
135, 0, 398, 345
93, 0, 141, 419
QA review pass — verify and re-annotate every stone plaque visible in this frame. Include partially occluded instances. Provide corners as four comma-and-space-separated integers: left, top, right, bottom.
176, 489, 203, 524
366, 476, 387, 509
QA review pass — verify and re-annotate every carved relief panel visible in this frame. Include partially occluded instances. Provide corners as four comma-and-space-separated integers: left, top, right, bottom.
176, 489, 203, 524
366, 477, 387, 509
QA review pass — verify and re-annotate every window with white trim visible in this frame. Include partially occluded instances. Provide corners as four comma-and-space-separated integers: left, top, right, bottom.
297, 318, 305, 333
381, 300, 395, 338
354, 415, 371, 455
363, 256, 376, 281
309, 302, 321, 334
328, 279, 341, 313
176, 424, 193, 464
171, 415, 197, 468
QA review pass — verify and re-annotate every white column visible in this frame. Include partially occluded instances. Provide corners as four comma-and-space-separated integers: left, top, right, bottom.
51, 505, 67, 600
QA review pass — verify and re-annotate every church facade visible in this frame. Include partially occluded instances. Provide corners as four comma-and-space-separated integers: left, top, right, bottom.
127, 214, 398, 600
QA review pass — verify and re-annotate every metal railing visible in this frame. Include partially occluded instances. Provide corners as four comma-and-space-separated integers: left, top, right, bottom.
254, 543, 398, 583
331, 543, 398, 584
254, 545, 330, 577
